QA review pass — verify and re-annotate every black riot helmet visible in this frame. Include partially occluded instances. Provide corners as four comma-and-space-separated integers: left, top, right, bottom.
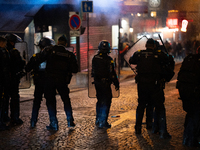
58, 35, 68, 46
98, 40, 111, 53
37, 37, 55, 50
145, 38, 155, 50
5, 33, 22, 43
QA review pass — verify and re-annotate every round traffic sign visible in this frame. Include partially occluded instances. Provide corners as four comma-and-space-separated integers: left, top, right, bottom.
69, 14, 82, 30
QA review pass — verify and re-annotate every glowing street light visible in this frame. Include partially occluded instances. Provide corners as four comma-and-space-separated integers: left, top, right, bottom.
120, 28, 123, 33
129, 27, 133, 33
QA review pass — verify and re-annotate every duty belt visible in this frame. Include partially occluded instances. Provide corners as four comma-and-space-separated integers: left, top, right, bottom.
101, 78, 109, 81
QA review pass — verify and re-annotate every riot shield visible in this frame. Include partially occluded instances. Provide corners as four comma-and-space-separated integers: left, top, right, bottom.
15, 42, 31, 89
88, 49, 119, 98
124, 36, 148, 70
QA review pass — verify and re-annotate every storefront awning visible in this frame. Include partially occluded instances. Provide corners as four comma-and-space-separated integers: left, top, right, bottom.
0, 4, 43, 33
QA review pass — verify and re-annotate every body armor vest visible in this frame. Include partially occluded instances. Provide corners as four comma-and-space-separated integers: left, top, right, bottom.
46, 45, 71, 78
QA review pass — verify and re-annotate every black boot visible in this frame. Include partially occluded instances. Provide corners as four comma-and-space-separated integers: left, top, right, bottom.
159, 131, 172, 139
158, 109, 171, 139
135, 106, 144, 134
30, 119, 37, 128
152, 125, 159, 134
3, 116, 10, 122
146, 122, 152, 130
68, 120, 75, 127
146, 104, 153, 130
0, 121, 9, 131
95, 118, 99, 126
98, 120, 111, 129
10, 118, 23, 125
46, 121, 58, 131
30, 107, 39, 128
135, 125, 141, 134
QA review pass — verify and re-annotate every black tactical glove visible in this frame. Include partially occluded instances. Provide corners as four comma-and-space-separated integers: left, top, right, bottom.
115, 84, 119, 91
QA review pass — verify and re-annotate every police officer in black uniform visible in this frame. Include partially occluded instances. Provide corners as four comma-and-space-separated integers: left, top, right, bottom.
0, 36, 11, 130
92, 40, 119, 128
177, 47, 200, 147
4, 33, 25, 125
129, 38, 171, 139
37, 35, 78, 131
25, 37, 55, 128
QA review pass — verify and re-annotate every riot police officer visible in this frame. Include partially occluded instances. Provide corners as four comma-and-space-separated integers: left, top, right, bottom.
37, 35, 78, 131
4, 33, 26, 125
129, 38, 172, 138
25, 37, 55, 128
92, 40, 119, 129
0, 36, 10, 130
176, 47, 200, 147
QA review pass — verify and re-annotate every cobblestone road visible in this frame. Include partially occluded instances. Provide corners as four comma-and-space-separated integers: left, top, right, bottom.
0, 64, 199, 150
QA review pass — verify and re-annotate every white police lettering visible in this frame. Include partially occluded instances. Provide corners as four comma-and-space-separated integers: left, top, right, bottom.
95, 55, 103, 59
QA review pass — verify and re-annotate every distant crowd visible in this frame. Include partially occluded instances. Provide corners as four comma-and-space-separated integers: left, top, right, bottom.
165, 39, 200, 60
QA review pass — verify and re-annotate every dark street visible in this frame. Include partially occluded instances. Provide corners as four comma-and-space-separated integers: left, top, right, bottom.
0, 63, 199, 150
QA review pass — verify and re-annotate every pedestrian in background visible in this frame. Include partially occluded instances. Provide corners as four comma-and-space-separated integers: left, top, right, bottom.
176, 46, 200, 147
176, 41, 183, 60
92, 40, 119, 129
129, 38, 172, 139
0, 37, 11, 130
4, 33, 26, 125
120, 33, 129, 69
25, 37, 55, 128
36, 35, 78, 131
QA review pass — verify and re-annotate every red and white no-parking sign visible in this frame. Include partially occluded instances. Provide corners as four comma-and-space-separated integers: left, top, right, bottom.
69, 14, 82, 30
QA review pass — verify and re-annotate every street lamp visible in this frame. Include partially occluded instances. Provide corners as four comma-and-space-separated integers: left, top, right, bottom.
120, 28, 123, 33
129, 27, 133, 33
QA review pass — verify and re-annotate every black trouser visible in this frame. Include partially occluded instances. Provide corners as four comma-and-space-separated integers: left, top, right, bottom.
178, 83, 200, 146
0, 86, 5, 123
94, 81, 112, 124
4, 78, 20, 120
183, 111, 200, 147
136, 82, 167, 133
44, 76, 73, 124
31, 77, 45, 122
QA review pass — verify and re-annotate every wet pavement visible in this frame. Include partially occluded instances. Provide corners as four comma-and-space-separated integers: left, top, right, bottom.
1, 60, 200, 150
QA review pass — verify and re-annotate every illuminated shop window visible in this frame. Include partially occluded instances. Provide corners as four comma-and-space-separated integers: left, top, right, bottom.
151, 11, 157, 17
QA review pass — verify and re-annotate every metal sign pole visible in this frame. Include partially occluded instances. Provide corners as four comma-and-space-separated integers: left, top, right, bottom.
87, 0, 89, 51
118, 19, 121, 75
87, 0, 90, 75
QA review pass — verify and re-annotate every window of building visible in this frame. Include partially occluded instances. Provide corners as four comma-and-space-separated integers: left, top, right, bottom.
151, 11, 157, 17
